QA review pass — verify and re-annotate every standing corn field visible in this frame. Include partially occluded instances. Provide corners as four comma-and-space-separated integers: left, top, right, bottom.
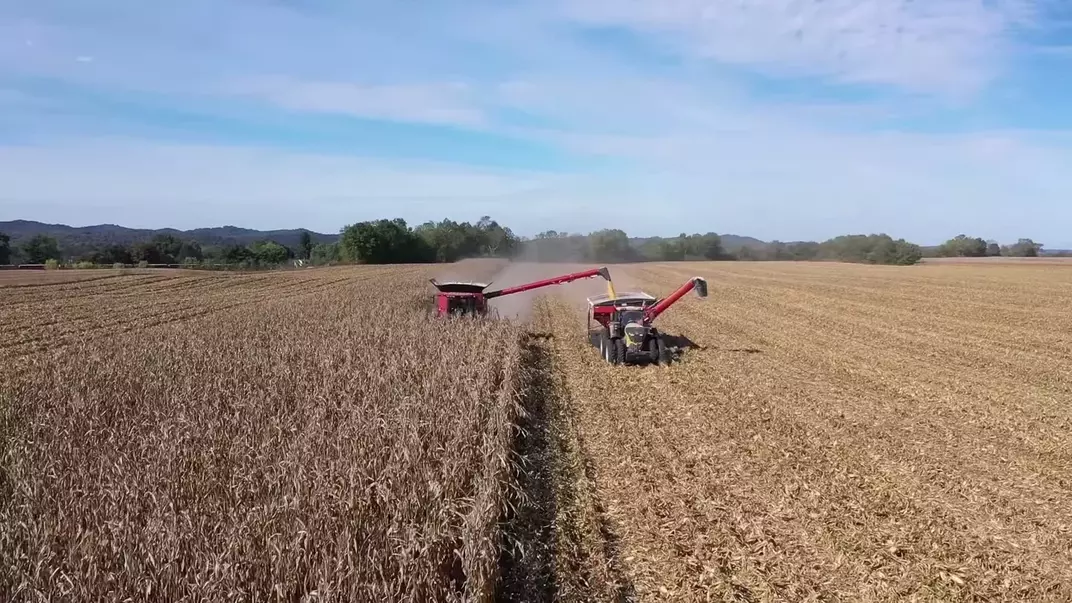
0, 265, 524, 602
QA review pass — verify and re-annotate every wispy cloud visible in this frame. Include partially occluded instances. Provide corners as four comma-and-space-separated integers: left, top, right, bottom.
226, 77, 486, 126
557, 0, 1042, 95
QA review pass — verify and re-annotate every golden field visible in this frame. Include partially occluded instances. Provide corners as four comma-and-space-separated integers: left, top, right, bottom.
2, 260, 1071, 601
1, 262, 524, 601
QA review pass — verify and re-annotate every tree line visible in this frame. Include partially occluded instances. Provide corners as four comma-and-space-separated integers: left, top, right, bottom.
0, 231, 306, 268
932, 235, 1045, 258
0, 217, 1060, 269
0, 217, 521, 268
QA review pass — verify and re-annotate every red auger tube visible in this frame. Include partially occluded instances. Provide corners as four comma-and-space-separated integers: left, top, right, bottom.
483, 266, 610, 299
644, 276, 708, 322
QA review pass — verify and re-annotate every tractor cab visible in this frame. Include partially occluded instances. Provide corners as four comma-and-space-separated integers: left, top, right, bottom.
618, 308, 647, 326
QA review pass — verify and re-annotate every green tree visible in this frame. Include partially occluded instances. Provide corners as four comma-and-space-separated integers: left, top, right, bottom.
410, 216, 519, 262
522, 231, 592, 262
339, 218, 431, 264
696, 232, 726, 260
0, 231, 10, 264
893, 241, 924, 265
1006, 238, 1042, 257
589, 229, 633, 262
131, 241, 163, 264
766, 241, 791, 260
785, 241, 820, 260
220, 244, 254, 264
177, 240, 203, 262
660, 240, 682, 261
299, 231, 314, 260
151, 234, 185, 263
937, 234, 987, 257
249, 240, 290, 265
737, 245, 758, 261
415, 219, 481, 262
91, 244, 134, 265
986, 241, 1001, 256
800, 233, 921, 265
21, 235, 61, 263
311, 242, 340, 265
476, 215, 519, 257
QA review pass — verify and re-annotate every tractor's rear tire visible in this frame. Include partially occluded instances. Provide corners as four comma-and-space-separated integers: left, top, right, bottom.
656, 336, 670, 366
613, 338, 626, 365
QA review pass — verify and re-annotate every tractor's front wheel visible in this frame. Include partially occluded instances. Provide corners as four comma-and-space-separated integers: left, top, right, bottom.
600, 332, 614, 363
608, 334, 626, 364
613, 338, 626, 365
655, 336, 671, 366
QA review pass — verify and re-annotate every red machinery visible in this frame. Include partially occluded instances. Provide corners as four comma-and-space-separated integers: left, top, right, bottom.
586, 276, 708, 365
430, 266, 611, 317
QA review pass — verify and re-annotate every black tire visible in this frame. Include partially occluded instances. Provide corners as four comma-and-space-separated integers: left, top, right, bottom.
656, 336, 670, 366
607, 336, 620, 365
614, 337, 626, 365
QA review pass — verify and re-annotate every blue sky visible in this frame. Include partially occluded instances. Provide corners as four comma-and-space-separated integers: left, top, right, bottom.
1, 0, 1071, 246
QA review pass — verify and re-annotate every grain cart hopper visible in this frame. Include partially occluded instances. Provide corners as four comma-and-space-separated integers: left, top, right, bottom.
430, 266, 611, 317
587, 276, 708, 365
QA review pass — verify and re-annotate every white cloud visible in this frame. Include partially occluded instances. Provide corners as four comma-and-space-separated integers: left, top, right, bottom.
226, 77, 486, 126
557, 0, 1041, 95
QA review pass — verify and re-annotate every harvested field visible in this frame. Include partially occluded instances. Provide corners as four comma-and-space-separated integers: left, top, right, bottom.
4, 259, 1071, 601
539, 261, 1072, 601
0, 269, 161, 287
922, 256, 1072, 265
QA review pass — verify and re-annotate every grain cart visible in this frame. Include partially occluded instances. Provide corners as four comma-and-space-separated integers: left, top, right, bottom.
430, 266, 611, 317
586, 276, 708, 365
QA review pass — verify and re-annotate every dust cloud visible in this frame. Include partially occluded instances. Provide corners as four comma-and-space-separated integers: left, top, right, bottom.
430, 258, 508, 284
486, 262, 641, 323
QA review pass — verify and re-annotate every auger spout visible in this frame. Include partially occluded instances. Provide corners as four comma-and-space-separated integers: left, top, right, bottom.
643, 277, 708, 323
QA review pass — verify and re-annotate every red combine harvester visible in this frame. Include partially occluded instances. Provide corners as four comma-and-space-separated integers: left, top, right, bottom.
586, 276, 708, 365
430, 266, 611, 317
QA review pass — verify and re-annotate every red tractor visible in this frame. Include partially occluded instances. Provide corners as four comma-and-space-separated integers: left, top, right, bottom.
586, 276, 708, 365
430, 266, 611, 317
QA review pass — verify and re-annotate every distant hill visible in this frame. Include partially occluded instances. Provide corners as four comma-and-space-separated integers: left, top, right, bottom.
0, 220, 338, 257
717, 234, 768, 251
